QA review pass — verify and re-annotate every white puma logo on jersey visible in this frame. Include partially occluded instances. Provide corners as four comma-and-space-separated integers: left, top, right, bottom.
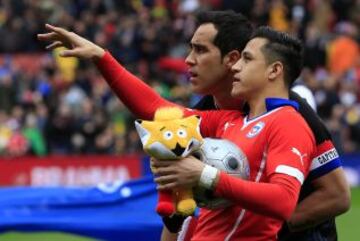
291, 147, 306, 166
224, 122, 235, 131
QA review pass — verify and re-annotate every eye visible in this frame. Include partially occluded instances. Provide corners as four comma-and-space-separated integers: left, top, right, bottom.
177, 129, 187, 138
194, 45, 207, 54
242, 54, 251, 63
163, 131, 173, 140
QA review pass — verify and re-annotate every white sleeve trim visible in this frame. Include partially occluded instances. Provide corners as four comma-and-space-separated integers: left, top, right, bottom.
199, 165, 219, 189
275, 165, 304, 185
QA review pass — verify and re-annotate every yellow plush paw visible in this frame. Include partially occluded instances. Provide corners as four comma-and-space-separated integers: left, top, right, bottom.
177, 199, 196, 216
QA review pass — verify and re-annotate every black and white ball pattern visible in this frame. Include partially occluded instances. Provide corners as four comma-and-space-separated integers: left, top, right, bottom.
193, 138, 250, 209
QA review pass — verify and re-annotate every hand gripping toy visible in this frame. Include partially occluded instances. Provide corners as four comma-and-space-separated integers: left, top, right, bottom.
135, 107, 203, 216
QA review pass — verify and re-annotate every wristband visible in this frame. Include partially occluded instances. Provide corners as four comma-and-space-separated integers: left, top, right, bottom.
199, 165, 219, 189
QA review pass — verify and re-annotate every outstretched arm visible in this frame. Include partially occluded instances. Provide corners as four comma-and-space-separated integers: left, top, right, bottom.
95, 52, 176, 119
38, 24, 177, 120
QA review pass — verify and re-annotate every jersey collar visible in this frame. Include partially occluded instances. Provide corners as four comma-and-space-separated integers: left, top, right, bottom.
265, 98, 299, 111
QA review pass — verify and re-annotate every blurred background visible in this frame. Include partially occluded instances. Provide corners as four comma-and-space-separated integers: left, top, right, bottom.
0, 0, 359, 240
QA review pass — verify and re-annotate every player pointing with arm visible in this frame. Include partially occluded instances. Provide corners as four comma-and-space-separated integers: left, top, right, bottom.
48, 24, 317, 241
38, 11, 350, 240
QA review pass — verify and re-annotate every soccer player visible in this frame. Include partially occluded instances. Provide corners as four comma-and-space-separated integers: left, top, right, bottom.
44, 25, 318, 240
38, 12, 350, 241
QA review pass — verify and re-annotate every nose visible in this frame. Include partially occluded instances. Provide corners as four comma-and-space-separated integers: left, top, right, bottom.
231, 60, 241, 73
185, 51, 195, 66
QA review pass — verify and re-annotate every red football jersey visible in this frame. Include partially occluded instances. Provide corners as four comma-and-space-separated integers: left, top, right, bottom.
96, 53, 316, 241
185, 105, 315, 241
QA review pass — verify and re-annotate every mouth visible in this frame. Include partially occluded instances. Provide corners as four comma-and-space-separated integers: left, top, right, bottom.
188, 71, 198, 81
171, 143, 186, 156
233, 77, 241, 84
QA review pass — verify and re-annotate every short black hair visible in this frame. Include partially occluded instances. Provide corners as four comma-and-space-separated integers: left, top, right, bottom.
251, 26, 304, 87
196, 10, 253, 57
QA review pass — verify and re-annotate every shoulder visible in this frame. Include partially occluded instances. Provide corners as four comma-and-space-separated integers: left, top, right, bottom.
267, 107, 315, 143
290, 91, 332, 144
269, 106, 307, 126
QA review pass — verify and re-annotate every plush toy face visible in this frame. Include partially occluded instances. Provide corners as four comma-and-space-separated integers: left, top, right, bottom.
135, 115, 203, 159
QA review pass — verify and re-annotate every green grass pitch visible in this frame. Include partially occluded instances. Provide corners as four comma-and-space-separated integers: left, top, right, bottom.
337, 187, 360, 241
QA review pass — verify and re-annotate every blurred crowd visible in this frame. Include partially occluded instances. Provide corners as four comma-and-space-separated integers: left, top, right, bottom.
0, 0, 359, 157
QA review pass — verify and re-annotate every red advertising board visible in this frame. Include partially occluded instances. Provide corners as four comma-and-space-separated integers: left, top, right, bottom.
0, 155, 142, 187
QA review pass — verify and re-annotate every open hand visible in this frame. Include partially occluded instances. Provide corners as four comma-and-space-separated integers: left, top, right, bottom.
37, 24, 105, 60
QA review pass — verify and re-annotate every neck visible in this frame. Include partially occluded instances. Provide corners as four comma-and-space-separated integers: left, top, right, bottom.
211, 74, 245, 110
213, 94, 244, 110
247, 85, 289, 119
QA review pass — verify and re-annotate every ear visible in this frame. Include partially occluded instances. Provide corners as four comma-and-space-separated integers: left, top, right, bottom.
185, 115, 201, 127
186, 115, 202, 136
223, 50, 241, 69
268, 61, 283, 81
134, 120, 150, 146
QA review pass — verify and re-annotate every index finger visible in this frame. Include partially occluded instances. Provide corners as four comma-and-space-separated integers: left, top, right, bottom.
45, 24, 70, 36
45, 24, 83, 46
37, 32, 59, 41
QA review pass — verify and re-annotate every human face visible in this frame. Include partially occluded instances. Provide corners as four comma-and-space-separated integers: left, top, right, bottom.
185, 23, 229, 95
231, 38, 269, 100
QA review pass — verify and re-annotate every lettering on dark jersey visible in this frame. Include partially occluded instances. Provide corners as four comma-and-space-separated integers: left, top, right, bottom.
317, 149, 339, 165
310, 148, 340, 172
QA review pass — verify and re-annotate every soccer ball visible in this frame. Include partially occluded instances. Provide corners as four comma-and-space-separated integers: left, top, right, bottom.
193, 138, 249, 209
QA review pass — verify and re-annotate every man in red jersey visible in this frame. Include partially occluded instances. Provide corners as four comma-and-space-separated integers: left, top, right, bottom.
38, 11, 350, 241
44, 25, 317, 241
41, 24, 315, 240
147, 27, 316, 241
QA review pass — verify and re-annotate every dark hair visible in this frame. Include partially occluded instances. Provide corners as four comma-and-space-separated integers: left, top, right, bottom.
251, 26, 304, 87
196, 10, 253, 57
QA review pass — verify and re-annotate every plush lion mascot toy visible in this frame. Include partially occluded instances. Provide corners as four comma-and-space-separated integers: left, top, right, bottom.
135, 107, 203, 216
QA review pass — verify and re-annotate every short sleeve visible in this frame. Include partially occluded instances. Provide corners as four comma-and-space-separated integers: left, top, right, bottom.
266, 113, 315, 185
